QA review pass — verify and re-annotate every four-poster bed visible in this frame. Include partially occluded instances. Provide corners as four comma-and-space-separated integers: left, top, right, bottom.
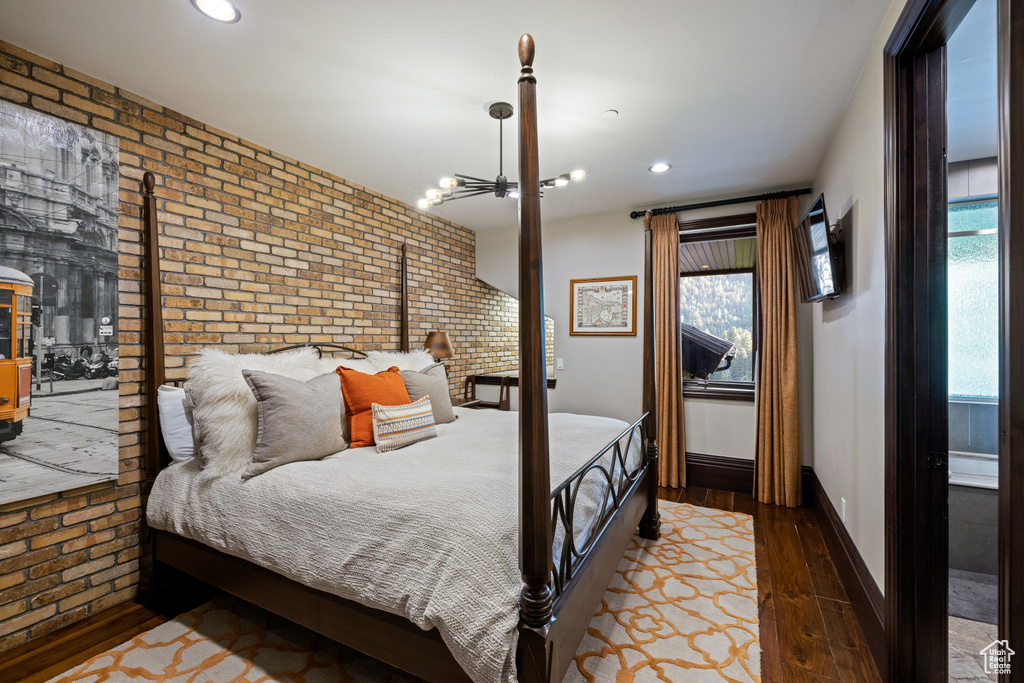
140, 34, 661, 683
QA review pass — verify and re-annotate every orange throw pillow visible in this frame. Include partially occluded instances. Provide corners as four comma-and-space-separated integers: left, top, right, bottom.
336, 366, 411, 448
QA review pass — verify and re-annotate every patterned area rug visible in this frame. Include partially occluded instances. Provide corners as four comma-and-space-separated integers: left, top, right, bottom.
51, 501, 758, 683
568, 502, 759, 682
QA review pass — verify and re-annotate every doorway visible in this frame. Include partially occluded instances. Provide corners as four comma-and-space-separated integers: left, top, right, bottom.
883, 0, 1023, 681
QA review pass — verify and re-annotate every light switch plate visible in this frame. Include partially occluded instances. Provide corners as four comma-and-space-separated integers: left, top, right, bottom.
556, 357, 564, 370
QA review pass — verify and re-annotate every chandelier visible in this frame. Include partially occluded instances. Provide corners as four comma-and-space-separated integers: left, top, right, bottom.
417, 101, 584, 209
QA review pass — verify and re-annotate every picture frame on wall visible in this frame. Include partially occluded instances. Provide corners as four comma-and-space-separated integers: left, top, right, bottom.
569, 276, 637, 336
0, 99, 120, 506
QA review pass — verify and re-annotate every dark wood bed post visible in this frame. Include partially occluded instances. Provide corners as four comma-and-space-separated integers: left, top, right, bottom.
142, 171, 166, 479
139, 171, 167, 603
515, 33, 555, 683
638, 211, 661, 540
400, 243, 409, 352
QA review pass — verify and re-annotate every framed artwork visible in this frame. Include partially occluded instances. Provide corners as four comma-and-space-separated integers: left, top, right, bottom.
570, 276, 637, 336
0, 100, 120, 505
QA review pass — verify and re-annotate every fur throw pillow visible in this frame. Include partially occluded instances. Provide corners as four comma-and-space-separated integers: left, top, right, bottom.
366, 349, 435, 372
316, 355, 376, 376
185, 347, 324, 477
315, 349, 435, 376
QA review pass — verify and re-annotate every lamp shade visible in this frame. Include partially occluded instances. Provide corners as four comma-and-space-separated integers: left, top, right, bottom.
424, 331, 454, 360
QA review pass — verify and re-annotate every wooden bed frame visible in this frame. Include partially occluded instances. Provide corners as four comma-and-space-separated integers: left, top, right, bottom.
140, 34, 660, 683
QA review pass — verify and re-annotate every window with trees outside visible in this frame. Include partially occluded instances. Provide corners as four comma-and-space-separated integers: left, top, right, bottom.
678, 214, 757, 401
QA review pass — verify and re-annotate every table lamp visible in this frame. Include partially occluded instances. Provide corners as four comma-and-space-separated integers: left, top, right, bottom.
424, 331, 454, 362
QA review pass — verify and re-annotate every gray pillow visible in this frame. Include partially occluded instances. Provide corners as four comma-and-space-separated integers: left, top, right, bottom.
242, 370, 347, 480
400, 364, 456, 424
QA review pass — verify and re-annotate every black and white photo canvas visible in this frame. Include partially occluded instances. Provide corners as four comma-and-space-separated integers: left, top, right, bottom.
0, 100, 120, 505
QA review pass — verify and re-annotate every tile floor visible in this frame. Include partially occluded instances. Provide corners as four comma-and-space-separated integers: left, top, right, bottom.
949, 616, 999, 682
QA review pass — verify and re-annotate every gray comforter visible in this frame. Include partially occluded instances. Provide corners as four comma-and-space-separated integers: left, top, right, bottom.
146, 407, 643, 683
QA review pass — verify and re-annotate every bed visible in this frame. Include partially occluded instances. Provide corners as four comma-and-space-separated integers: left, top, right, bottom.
140, 34, 661, 683
147, 407, 643, 683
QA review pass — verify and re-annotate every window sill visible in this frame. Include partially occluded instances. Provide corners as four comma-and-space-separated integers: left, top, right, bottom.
682, 381, 755, 402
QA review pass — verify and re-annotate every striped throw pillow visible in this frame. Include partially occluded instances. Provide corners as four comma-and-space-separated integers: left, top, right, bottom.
372, 396, 438, 453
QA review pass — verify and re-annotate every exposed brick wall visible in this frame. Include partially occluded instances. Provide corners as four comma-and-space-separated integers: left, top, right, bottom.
467, 292, 556, 376
0, 484, 140, 647
0, 40, 521, 650
468, 290, 520, 376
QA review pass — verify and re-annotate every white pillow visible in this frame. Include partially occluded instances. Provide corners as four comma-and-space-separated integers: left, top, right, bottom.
185, 347, 324, 477
317, 355, 376, 375
366, 349, 435, 372
157, 385, 195, 464
316, 349, 435, 376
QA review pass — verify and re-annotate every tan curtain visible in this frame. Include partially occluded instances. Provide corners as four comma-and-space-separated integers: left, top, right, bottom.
651, 212, 686, 488
754, 197, 801, 506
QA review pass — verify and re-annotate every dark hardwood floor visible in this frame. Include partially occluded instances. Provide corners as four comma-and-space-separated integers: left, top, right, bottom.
1, 487, 881, 683
660, 485, 883, 683
0, 600, 173, 683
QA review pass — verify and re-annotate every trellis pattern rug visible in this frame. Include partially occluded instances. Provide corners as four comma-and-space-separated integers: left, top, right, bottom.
51, 501, 759, 683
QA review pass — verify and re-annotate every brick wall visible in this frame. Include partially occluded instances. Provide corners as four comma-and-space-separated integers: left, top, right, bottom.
0, 40, 521, 651
468, 292, 556, 376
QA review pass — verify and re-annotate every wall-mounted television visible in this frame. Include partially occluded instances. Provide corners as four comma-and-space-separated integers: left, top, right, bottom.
794, 193, 844, 302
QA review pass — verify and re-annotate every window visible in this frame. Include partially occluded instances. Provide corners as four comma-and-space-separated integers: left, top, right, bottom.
948, 200, 998, 399
16, 295, 31, 359
0, 291, 11, 360
681, 272, 755, 379
81, 277, 95, 319
678, 214, 757, 401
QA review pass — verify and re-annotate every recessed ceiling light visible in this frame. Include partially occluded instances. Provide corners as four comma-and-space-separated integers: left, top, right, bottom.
602, 109, 619, 119
190, 0, 241, 23
649, 163, 672, 173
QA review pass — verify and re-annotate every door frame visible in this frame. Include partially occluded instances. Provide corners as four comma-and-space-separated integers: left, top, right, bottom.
883, 3, 955, 678
997, 1, 1024, 680
884, 0, 1024, 681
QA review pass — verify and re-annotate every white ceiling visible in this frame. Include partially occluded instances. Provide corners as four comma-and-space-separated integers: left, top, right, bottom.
947, 0, 997, 163
0, 0, 892, 231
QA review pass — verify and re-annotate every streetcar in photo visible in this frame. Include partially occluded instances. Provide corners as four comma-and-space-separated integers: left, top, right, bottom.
0, 266, 33, 443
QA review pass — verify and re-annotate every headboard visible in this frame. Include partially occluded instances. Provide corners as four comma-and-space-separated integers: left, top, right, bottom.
268, 344, 368, 359
140, 172, 408, 478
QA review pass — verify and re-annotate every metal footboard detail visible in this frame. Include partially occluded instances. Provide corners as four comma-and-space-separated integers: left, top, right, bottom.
549, 412, 651, 597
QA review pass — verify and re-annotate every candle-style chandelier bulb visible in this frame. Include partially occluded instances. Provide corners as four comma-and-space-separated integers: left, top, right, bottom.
570, 170, 585, 180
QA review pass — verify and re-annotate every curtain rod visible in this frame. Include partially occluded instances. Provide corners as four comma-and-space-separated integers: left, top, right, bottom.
628, 188, 813, 220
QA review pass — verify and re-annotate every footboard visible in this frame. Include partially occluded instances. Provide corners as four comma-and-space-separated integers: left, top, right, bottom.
520, 411, 658, 682
550, 412, 651, 598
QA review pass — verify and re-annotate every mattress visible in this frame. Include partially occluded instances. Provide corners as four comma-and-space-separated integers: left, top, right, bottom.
146, 407, 644, 683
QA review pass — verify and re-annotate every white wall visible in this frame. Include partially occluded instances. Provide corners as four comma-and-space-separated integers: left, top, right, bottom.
683, 399, 756, 457
544, 210, 699, 427
809, 0, 910, 590
481, 209, 648, 423
475, 228, 520, 299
